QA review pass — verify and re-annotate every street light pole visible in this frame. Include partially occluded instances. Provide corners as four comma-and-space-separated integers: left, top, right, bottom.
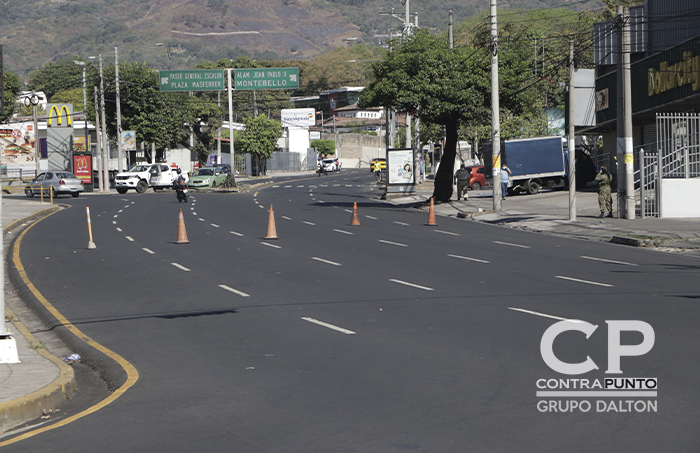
73, 61, 88, 157
115, 46, 123, 172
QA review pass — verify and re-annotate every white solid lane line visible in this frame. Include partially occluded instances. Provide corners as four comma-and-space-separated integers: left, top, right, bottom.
435, 230, 459, 236
555, 276, 614, 287
379, 240, 407, 247
219, 285, 250, 297
171, 263, 191, 272
508, 307, 585, 323
334, 229, 353, 235
301, 317, 356, 335
143, 248, 155, 254
261, 242, 281, 249
230, 231, 243, 236
389, 279, 434, 291
448, 254, 490, 263
312, 257, 341, 266
493, 240, 531, 249
581, 256, 637, 266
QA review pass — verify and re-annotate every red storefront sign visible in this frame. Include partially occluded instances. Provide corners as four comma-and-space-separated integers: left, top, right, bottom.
73, 154, 92, 184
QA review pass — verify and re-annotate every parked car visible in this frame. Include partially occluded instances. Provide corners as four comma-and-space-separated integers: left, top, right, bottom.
114, 164, 177, 194
466, 165, 487, 190
321, 158, 339, 172
213, 163, 232, 175
187, 167, 229, 188
25, 171, 84, 198
370, 158, 386, 172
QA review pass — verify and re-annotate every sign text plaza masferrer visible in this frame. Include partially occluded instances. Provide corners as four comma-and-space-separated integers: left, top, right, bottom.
159, 70, 225, 92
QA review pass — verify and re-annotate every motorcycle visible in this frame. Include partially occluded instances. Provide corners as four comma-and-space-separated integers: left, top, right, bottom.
173, 179, 189, 203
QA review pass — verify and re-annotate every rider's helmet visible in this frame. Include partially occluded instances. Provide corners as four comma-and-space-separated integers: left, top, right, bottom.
177, 168, 182, 174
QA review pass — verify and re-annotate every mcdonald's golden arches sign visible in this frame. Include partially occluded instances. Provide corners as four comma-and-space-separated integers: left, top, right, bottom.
47, 103, 73, 128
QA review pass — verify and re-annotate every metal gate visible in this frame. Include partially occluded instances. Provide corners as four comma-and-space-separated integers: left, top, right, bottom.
641, 113, 700, 217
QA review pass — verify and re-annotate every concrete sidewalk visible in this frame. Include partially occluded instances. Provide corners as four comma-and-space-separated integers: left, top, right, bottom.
391, 183, 700, 257
0, 196, 76, 434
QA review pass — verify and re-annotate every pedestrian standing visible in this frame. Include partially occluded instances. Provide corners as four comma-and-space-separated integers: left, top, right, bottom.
501, 163, 512, 199
454, 165, 470, 200
595, 166, 613, 218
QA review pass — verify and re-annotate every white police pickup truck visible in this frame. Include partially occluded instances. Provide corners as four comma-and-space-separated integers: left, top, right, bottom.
114, 164, 177, 194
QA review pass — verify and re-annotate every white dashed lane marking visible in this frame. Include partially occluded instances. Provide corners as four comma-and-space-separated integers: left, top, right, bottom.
171, 263, 190, 272
312, 257, 341, 266
555, 276, 613, 287
389, 279, 434, 291
219, 285, 250, 297
379, 240, 407, 247
581, 256, 637, 266
493, 241, 530, 249
448, 254, 490, 264
301, 317, 356, 335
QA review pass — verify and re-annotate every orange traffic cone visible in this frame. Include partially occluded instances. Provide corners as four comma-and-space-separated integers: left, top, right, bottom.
265, 205, 278, 240
350, 202, 361, 226
426, 198, 437, 226
176, 209, 190, 244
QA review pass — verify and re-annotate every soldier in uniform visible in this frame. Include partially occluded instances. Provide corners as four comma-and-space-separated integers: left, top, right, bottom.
454, 164, 470, 200
595, 166, 613, 218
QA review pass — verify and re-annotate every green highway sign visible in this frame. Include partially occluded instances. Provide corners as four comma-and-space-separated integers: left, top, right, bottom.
159, 70, 225, 92
234, 68, 299, 90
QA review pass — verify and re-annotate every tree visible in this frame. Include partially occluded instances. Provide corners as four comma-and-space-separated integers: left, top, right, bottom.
28, 59, 87, 100
235, 115, 282, 175
1, 71, 21, 123
360, 29, 489, 201
51, 87, 86, 112
311, 139, 335, 156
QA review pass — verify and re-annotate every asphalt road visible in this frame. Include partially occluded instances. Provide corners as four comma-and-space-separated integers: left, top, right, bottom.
7, 169, 700, 452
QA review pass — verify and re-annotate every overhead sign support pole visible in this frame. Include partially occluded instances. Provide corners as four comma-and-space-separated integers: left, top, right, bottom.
227, 69, 236, 185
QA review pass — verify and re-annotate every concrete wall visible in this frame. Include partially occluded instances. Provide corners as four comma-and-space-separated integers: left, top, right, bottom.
321, 133, 384, 169
660, 179, 700, 218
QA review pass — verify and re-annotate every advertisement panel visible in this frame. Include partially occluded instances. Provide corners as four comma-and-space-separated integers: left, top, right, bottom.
0, 122, 37, 166
73, 153, 92, 184
74, 136, 89, 153
121, 131, 136, 152
386, 147, 416, 194
281, 108, 315, 127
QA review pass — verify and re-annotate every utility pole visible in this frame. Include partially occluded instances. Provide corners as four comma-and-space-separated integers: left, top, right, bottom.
115, 46, 124, 172
448, 11, 454, 49
99, 55, 109, 191
622, 6, 635, 219
94, 87, 103, 192
568, 40, 576, 221
490, 0, 502, 211
615, 6, 626, 219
